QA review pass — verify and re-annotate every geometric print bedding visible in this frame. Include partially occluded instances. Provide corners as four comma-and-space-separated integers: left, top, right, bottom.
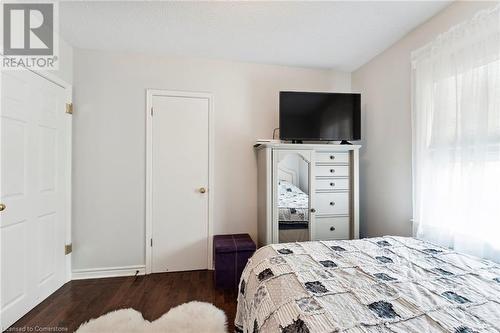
235, 236, 500, 332
278, 181, 309, 222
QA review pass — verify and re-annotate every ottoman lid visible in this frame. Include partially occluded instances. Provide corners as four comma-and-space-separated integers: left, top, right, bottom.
214, 234, 256, 253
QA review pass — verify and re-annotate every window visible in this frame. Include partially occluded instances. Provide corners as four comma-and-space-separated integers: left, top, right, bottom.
412, 5, 500, 262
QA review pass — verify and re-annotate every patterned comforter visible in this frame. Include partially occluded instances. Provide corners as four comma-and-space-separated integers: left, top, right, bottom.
278, 181, 309, 223
235, 236, 500, 332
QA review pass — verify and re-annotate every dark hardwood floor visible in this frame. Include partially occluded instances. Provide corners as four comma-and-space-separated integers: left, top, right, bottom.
6, 270, 238, 332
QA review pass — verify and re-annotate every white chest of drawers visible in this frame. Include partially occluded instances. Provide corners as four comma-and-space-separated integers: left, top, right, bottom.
255, 142, 360, 246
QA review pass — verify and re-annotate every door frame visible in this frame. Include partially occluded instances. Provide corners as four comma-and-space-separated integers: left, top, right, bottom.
145, 89, 214, 274
0, 66, 73, 283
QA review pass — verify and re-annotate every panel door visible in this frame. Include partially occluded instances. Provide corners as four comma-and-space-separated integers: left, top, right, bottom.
151, 94, 209, 273
1, 70, 69, 330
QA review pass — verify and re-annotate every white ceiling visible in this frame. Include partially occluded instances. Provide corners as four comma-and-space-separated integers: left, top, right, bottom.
60, 1, 452, 71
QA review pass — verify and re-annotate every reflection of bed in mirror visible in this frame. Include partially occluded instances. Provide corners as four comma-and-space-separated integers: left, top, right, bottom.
277, 164, 309, 242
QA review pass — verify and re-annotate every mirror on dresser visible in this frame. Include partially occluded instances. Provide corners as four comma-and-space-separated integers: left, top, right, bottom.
275, 152, 311, 243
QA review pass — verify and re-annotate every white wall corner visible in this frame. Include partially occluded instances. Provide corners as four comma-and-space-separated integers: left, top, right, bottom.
329, 69, 352, 92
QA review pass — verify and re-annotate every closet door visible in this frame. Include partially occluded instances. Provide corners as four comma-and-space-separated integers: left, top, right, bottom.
272, 150, 315, 243
1, 70, 70, 330
149, 92, 211, 273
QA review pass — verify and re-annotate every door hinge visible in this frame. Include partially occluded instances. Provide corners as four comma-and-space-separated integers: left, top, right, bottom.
150, 107, 153, 116
65, 243, 72, 255
150, 238, 153, 247
65, 103, 73, 115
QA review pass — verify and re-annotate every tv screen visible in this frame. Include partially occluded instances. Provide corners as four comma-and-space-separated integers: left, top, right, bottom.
279, 92, 361, 141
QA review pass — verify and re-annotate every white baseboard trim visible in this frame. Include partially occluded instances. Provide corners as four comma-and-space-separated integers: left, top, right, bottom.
72, 265, 146, 280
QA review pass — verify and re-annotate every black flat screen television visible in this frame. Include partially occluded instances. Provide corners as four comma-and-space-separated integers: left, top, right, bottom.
279, 91, 361, 141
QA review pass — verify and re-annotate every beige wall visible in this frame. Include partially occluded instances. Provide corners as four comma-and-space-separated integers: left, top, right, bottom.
352, 1, 497, 238
72, 49, 351, 270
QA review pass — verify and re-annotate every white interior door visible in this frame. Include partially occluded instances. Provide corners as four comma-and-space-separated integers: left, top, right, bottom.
1, 70, 70, 330
150, 92, 210, 273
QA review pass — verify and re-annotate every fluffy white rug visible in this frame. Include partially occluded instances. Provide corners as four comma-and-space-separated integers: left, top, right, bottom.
75, 301, 227, 333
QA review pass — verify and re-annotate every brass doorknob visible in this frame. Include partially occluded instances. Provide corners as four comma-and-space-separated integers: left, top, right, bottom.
0, 203, 5, 212
199, 187, 207, 194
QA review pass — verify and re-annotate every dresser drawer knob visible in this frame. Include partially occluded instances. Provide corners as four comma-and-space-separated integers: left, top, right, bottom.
330, 226, 336, 231
330, 155, 335, 160
330, 202, 335, 206
330, 182, 335, 187
310, 208, 316, 213
330, 169, 335, 173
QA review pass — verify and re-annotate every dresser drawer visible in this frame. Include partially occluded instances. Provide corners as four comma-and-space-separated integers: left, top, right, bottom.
316, 178, 350, 191
315, 165, 349, 177
314, 217, 350, 240
315, 192, 349, 215
316, 152, 349, 164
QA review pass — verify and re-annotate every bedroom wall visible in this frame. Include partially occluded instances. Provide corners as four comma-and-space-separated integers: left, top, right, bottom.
351, 1, 496, 238
51, 38, 74, 85
72, 49, 351, 272
36, 36, 74, 85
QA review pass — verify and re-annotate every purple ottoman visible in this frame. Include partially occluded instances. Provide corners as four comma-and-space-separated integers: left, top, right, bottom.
213, 234, 256, 290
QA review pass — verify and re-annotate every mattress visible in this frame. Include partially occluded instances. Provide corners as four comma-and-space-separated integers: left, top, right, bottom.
278, 181, 309, 224
235, 236, 500, 332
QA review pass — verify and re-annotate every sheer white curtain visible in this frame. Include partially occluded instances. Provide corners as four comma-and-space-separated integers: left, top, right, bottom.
412, 5, 500, 262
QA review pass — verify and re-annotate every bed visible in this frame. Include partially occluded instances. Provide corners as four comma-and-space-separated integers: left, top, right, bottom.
235, 236, 500, 332
278, 180, 309, 224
